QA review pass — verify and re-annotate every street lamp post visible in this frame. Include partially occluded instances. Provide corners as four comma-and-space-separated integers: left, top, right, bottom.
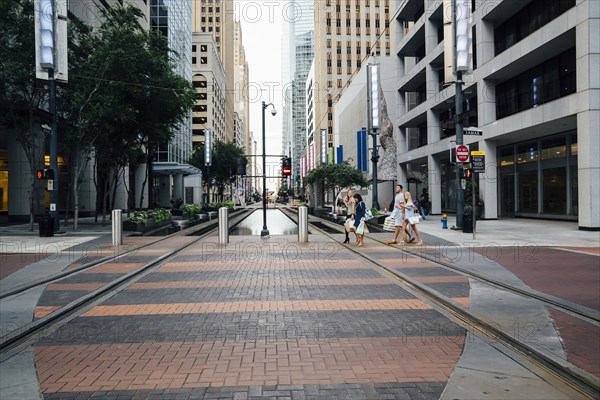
261, 101, 276, 237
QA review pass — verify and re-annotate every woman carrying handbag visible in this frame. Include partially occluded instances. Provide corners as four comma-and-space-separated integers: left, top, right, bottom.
352, 193, 367, 247
399, 192, 424, 245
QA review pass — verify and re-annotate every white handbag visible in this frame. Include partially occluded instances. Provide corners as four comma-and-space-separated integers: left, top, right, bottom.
408, 215, 420, 225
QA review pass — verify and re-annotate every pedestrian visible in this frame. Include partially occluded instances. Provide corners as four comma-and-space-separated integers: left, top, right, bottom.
387, 184, 414, 244
414, 197, 426, 220
342, 190, 356, 244
400, 191, 423, 245
351, 193, 367, 247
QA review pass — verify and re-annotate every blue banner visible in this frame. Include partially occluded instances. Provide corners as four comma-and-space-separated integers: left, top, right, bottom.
361, 128, 368, 172
337, 145, 343, 164
356, 131, 362, 171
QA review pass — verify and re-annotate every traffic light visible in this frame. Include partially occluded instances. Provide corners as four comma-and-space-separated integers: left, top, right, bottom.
464, 168, 472, 178
282, 157, 292, 176
237, 156, 247, 176
36, 168, 54, 180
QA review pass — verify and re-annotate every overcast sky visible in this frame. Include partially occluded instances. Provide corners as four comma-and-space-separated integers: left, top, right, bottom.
236, 0, 287, 187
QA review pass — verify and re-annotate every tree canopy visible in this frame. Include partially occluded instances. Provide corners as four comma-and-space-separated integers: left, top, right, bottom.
304, 161, 369, 203
189, 140, 245, 203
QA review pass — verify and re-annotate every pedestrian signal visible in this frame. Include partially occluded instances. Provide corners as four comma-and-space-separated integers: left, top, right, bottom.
36, 168, 54, 180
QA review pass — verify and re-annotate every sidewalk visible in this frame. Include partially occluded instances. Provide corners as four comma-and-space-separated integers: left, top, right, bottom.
415, 215, 600, 248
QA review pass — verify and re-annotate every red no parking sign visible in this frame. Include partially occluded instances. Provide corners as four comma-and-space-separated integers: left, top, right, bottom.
456, 144, 470, 163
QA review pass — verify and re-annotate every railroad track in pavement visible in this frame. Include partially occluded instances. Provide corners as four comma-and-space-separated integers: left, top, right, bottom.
281, 207, 600, 399
0, 209, 251, 359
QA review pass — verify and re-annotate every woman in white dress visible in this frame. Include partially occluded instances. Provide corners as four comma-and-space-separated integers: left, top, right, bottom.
399, 192, 424, 245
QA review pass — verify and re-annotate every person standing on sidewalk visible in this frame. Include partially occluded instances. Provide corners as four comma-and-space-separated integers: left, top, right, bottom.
351, 193, 367, 247
388, 184, 414, 244
343, 190, 356, 244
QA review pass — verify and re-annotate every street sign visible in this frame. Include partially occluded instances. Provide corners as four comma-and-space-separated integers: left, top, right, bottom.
464, 127, 483, 136
472, 155, 485, 173
47, 179, 54, 191
456, 144, 470, 163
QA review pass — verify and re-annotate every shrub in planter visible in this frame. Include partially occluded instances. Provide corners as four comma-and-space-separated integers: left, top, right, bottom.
182, 203, 202, 214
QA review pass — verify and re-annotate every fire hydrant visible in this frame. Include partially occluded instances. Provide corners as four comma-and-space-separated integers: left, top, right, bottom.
441, 213, 448, 229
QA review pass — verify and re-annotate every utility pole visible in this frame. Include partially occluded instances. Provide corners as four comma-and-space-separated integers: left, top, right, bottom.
453, 0, 470, 229
367, 63, 381, 210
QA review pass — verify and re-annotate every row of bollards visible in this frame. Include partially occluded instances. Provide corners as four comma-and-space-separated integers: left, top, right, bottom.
111, 206, 310, 247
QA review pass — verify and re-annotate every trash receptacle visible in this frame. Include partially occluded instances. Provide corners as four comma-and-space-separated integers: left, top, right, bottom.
38, 215, 54, 237
462, 208, 473, 233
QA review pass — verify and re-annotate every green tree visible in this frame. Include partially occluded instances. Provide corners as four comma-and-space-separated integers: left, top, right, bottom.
60, 4, 195, 226
0, 0, 48, 230
189, 140, 244, 203
304, 161, 369, 206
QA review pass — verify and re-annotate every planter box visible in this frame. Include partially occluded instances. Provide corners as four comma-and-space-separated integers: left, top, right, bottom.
123, 217, 172, 233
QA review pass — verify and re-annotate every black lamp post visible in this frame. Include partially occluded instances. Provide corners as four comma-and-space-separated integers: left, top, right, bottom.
261, 101, 276, 237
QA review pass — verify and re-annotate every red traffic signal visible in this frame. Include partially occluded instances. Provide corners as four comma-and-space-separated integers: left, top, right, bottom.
36, 168, 55, 180
465, 168, 472, 178
282, 166, 292, 176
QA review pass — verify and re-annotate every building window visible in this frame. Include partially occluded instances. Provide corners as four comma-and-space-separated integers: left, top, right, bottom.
201, 57, 208, 64
494, 0, 575, 55
496, 48, 576, 119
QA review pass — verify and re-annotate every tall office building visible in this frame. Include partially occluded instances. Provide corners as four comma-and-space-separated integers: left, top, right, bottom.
193, 0, 235, 142
393, 0, 599, 229
312, 0, 393, 164
233, 20, 250, 153
191, 33, 227, 144
282, 0, 314, 189
150, 0, 193, 165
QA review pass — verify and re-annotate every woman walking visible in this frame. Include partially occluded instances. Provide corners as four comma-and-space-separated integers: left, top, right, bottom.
352, 193, 367, 247
342, 190, 356, 243
400, 192, 424, 245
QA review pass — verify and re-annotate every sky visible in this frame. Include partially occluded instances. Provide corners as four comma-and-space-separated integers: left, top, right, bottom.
236, 0, 287, 189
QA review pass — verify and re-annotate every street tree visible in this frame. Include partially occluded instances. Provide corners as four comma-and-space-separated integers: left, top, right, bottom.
0, 0, 48, 230
189, 140, 244, 203
60, 4, 195, 226
304, 161, 369, 206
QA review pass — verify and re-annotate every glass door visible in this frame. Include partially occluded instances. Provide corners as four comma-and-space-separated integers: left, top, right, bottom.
501, 173, 515, 217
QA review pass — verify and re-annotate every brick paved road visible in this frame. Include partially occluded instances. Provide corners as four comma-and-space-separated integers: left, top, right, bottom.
32, 235, 468, 399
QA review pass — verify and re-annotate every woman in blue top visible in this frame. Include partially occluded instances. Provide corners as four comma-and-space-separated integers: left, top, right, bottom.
353, 194, 366, 246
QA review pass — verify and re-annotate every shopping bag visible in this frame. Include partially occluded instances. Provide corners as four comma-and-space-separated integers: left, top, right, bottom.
356, 219, 365, 235
344, 218, 354, 232
364, 209, 374, 221
408, 215, 420, 225
383, 217, 396, 231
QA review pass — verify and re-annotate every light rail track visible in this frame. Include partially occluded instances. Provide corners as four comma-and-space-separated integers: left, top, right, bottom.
281, 207, 600, 399
0, 209, 251, 359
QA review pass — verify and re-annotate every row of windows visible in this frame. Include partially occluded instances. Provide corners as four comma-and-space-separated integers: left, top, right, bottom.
192, 45, 208, 53
192, 57, 208, 65
496, 48, 576, 119
494, 0, 575, 55
325, 18, 388, 27
199, 7, 220, 13
200, 17, 220, 23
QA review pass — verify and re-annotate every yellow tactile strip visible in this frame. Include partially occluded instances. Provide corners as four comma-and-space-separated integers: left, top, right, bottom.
35, 336, 465, 392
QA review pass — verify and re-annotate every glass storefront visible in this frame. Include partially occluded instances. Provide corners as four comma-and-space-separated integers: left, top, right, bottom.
498, 131, 577, 219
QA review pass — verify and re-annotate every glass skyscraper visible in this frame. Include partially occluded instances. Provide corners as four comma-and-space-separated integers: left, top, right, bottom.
150, 0, 193, 164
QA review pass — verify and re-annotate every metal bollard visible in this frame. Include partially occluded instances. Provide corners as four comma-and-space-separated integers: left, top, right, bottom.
218, 207, 229, 244
112, 209, 123, 246
298, 206, 308, 242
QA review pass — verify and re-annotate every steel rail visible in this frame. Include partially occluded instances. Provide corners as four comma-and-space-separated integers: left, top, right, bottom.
281, 207, 600, 399
0, 210, 251, 359
0, 209, 247, 300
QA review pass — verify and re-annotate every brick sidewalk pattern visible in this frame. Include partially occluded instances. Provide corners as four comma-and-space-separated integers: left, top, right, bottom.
33, 236, 470, 399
